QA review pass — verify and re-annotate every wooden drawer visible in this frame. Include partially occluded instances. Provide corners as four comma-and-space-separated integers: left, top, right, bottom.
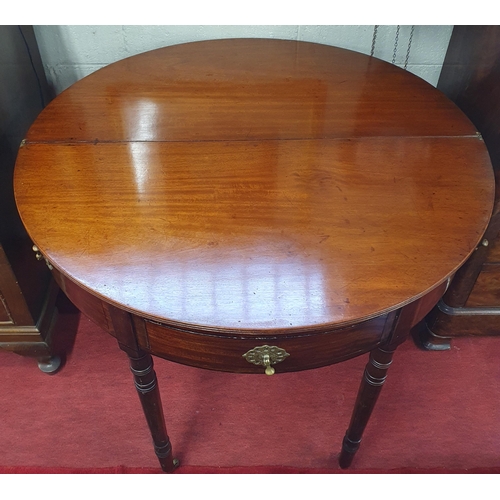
144, 315, 391, 374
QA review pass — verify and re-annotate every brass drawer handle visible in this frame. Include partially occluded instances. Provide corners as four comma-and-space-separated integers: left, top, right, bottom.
242, 345, 290, 375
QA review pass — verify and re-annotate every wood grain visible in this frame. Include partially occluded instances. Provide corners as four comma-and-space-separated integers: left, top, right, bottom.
14, 38, 494, 336
437, 26, 500, 309
12, 38, 496, 471
26, 39, 477, 143
421, 26, 500, 346
15, 136, 493, 332
144, 314, 391, 373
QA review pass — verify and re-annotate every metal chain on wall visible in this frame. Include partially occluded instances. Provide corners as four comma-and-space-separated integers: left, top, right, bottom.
370, 25, 379, 57
371, 25, 415, 71
404, 25, 415, 70
392, 25, 400, 64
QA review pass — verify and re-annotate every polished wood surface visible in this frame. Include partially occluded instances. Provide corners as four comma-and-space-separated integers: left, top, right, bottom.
26, 39, 477, 142
421, 26, 500, 345
438, 26, 500, 310
15, 136, 492, 332
51, 266, 446, 373
12, 39, 495, 469
14, 40, 494, 335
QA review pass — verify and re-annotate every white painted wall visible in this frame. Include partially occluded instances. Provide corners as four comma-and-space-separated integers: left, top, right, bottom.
33, 25, 453, 95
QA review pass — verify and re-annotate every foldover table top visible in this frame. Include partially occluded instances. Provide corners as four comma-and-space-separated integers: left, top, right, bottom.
14, 38, 493, 334
13, 38, 495, 472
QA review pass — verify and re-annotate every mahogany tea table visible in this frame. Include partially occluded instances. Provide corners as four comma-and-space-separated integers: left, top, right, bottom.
13, 39, 494, 471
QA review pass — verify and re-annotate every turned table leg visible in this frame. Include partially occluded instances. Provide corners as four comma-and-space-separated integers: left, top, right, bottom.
339, 344, 396, 469
128, 351, 179, 473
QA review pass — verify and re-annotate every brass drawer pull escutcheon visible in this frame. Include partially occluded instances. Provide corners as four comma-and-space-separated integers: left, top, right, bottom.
242, 345, 290, 375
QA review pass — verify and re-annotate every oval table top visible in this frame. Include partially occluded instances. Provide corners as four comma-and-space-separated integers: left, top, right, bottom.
14, 38, 494, 334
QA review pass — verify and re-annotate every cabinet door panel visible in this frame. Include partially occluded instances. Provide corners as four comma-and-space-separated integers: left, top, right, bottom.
0, 244, 34, 326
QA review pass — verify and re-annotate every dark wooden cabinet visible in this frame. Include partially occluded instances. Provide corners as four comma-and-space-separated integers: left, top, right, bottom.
0, 241, 61, 371
0, 26, 61, 371
421, 26, 500, 348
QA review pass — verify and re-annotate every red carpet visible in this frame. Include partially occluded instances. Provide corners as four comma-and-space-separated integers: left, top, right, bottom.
1, 296, 500, 474
2, 465, 500, 474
